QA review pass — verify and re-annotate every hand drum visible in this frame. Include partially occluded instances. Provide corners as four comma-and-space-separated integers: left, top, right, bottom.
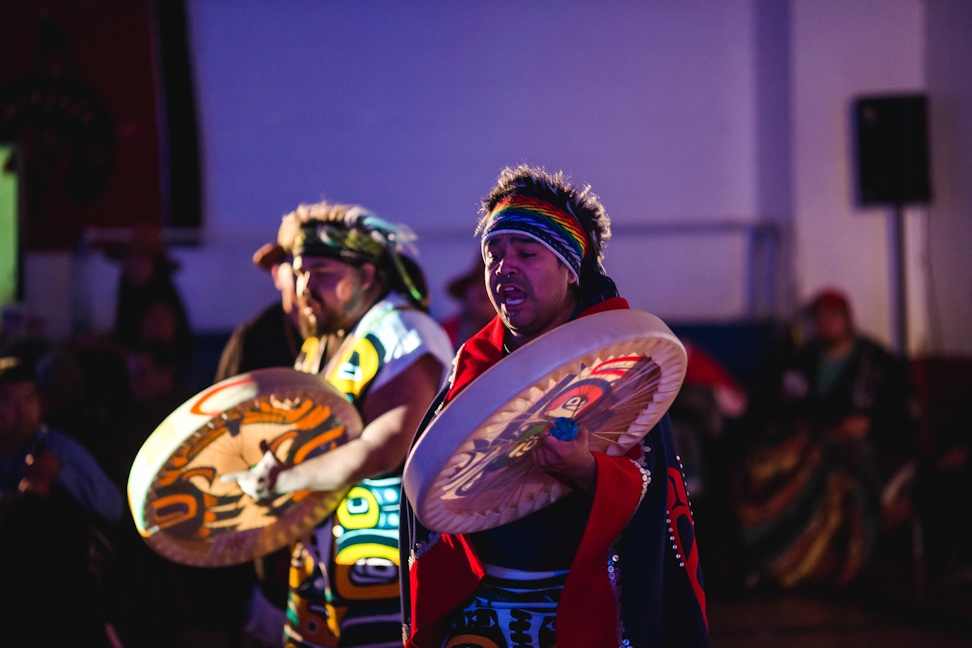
403, 309, 687, 534
128, 368, 362, 566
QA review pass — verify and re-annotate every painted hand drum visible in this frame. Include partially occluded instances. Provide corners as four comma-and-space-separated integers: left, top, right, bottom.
128, 368, 362, 567
403, 309, 687, 534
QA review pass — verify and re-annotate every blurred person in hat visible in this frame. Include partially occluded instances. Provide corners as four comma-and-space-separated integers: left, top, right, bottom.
220, 200, 453, 648
214, 219, 305, 382
784, 288, 916, 461
733, 286, 919, 591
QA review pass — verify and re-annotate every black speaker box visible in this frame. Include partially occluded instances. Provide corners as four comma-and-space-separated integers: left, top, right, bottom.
854, 94, 931, 205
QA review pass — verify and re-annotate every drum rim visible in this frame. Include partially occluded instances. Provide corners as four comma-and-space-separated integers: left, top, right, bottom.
127, 366, 363, 566
403, 309, 686, 533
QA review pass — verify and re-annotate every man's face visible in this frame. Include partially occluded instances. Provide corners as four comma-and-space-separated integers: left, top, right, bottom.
293, 255, 372, 338
484, 233, 577, 345
0, 380, 42, 450
811, 305, 852, 347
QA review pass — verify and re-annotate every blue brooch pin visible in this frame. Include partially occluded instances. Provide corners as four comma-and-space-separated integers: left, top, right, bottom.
551, 417, 579, 441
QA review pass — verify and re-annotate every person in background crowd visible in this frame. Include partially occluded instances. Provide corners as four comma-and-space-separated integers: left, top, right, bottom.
668, 339, 750, 592
670, 340, 749, 497
733, 287, 919, 591
0, 350, 124, 647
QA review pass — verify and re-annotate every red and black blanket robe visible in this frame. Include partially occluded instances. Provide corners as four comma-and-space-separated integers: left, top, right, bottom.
399, 297, 711, 647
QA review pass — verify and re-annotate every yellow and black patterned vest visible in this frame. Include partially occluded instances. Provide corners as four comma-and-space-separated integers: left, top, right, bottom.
285, 301, 411, 648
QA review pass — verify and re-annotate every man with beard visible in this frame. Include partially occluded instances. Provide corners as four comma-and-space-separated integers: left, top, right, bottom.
222, 201, 453, 648
400, 165, 711, 648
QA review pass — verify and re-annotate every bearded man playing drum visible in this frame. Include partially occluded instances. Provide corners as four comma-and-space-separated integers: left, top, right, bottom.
400, 165, 712, 648
222, 201, 453, 648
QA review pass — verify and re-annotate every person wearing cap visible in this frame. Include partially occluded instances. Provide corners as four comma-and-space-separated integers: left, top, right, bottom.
214, 227, 304, 382
221, 201, 453, 648
400, 165, 711, 648
734, 287, 918, 590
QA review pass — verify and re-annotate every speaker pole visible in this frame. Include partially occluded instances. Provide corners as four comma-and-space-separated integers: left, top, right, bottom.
892, 202, 908, 355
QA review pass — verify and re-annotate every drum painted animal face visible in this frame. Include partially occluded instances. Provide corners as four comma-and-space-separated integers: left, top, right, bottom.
484, 233, 577, 344
294, 255, 374, 338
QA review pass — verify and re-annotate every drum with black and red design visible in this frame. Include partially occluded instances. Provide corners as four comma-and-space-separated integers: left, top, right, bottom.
128, 367, 362, 567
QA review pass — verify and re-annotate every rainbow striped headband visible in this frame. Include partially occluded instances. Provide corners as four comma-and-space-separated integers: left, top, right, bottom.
481, 195, 589, 281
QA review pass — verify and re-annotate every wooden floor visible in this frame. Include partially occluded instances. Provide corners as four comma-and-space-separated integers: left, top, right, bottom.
170, 583, 972, 648
707, 587, 972, 648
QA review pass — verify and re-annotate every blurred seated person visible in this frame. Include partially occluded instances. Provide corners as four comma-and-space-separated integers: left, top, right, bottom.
733, 287, 918, 590
34, 344, 88, 443
684, 341, 749, 420
69, 225, 195, 453
0, 351, 124, 522
0, 351, 124, 646
439, 255, 496, 350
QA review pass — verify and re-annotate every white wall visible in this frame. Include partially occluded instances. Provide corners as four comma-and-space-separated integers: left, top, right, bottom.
925, 0, 972, 355
24, 0, 972, 359
178, 0, 768, 331
43, 0, 766, 339
791, 0, 928, 352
